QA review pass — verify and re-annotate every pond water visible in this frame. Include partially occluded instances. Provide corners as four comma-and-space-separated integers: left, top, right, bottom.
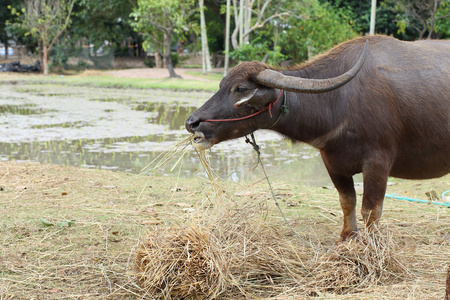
0, 82, 333, 186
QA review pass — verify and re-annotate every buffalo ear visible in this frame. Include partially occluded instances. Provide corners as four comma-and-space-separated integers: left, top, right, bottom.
233, 88, 258, 107
235, 88, 278, 109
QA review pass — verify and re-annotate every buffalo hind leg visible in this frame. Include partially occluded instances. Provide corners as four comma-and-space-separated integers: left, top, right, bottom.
328, 173, 358, 241
361, 158, 391, 230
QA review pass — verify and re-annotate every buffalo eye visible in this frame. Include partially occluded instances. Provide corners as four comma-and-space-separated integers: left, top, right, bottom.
234, 86, 248, 93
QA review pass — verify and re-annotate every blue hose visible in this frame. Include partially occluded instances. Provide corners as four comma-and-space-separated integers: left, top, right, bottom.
385, 192, 450, 207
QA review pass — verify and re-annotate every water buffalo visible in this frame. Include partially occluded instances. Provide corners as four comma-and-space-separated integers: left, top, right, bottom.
186, 35, 450, 240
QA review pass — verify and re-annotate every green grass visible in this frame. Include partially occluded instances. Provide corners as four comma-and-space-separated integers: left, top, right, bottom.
181, 64, 202, 68
184, 70, 224, 81
0, 72, 220, 91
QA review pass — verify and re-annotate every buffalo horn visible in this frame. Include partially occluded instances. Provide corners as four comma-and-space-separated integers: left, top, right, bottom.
255, 40, 369, 93
261, 53, 269, 63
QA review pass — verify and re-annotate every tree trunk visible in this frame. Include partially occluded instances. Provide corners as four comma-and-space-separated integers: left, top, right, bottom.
231, 0, 240, 50
369, 0, 377, 35
419, 28, 426, 40
427, 0, 439, 39
244, 0, 251, 44
199, 0, 212, 74
155, 52, 163, 68
223, 0, 231, 76
239, 0, 244, 46
164, 32, 180, 78
38, 40, 44, 74
231, 26, 239, 50
42, 45, 49, 75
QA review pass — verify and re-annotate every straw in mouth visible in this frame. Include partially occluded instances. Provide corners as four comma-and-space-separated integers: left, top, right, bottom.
191, 132, 214, 150
193, 135, 204, 143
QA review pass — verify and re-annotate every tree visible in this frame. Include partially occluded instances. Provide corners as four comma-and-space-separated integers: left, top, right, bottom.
434, 0, 450, 37
0, 0, 24, 59
56, 0, 140, 69
231, 0, 288, 50
276, 0, 357, 63
14, 0, 75, 74
327, 0, 404, 38
70, 0, 138, 51
391, 0, 450, 39
223, 0, 357, 65
131, 0, 198, 78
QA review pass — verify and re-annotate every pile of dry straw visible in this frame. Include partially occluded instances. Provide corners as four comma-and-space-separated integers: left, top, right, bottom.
132, 139, 406, 299
132, 201, 405, 299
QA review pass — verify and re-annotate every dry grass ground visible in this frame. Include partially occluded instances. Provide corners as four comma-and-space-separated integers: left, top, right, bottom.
0, 160, 449, 299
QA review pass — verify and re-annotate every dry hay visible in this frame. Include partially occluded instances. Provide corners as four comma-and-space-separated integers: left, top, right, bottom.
133, 224, 227, 299
132, 141, 408, 298
311, 227, 406, 295
132, 200, 407, 299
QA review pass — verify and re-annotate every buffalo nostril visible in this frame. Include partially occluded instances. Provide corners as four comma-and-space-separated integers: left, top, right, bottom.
186, 116, 201, 132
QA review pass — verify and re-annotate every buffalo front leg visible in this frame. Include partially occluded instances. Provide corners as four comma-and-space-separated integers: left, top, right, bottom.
328, 173, 358, 240
361, 158, 391, 229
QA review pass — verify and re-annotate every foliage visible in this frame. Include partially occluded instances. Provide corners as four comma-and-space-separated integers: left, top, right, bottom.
204, 2, 225, 53
229, 37, 286, 65
50, 40, 81, 68
171, 52, 180, 67
76, 59, 90, 71
325, 0, 371, 33
14, 0, 74, 44
226, 0, 357, 64
2, 2, 27, 53
376, 1, 411, 38
228, 0, 288, 50
131, 0, 198, 77
143, 57, 155, 68
434, 0, 450, 36
388, 0, 449, 39
34, 0, 141, 73
326, 0, 415, 39
3, 0, 448, 72
0, 0, 22, 51
131, 0, 198, 54
2, 0, 40, 54
277, 0, 357, 63
69, 0, 138, 50
11, 0, 75, 74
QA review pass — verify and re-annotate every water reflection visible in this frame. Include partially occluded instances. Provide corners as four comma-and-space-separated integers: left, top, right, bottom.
0, 104, 45, 115
0, 82, 334, 186
136, 103, 197, 130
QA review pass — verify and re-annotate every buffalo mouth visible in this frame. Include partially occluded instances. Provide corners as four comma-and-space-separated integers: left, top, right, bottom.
191, 132, 215, 150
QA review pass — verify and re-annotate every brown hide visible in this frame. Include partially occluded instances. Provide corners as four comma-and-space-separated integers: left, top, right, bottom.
446, 265, 450, 300
186, 35, 450, 240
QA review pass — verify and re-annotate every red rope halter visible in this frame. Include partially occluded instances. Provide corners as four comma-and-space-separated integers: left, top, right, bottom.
204, 89, 284, 122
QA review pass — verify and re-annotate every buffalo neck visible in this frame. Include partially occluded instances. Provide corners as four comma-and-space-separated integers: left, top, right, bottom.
270, 68, 349, 149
